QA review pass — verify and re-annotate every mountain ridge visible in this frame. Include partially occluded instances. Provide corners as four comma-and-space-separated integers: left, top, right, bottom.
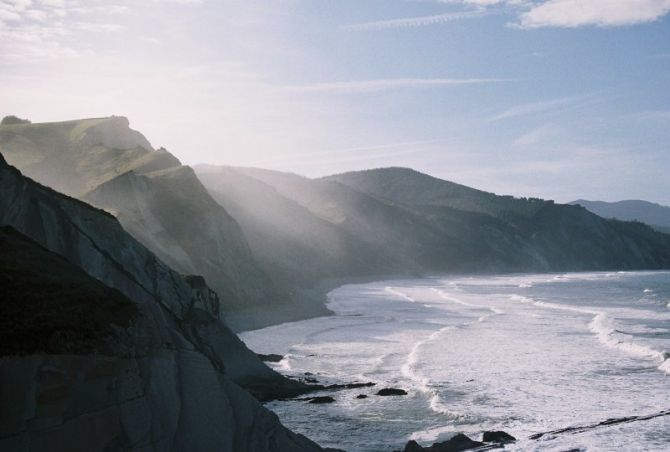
571, 199, 670, 234
196, 163, 670, 307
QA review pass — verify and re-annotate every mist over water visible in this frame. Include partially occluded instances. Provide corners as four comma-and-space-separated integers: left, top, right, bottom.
241, 271, 670, 451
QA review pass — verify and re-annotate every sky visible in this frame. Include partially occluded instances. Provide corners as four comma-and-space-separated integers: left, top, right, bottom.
1, 0, 669, 204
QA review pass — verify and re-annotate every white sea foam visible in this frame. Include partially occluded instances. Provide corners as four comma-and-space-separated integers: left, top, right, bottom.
385, 286, 416, 303
508, 294, 670, 375
400, 325, 472, 419
589, 314, 670, 374
277, 353, 294, 371
243, 272, 670, 451
432, 288, 504, 316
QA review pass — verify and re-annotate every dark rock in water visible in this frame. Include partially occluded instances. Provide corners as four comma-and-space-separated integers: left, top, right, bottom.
308, 396, 335, 404
482, 431, 516, 444
315, 381, 375, 391
403, 441, 425, 452
340, 382, 376, 389
305, 377, 319, 383
377, 388, 408, 396
356, 394, 368, 399
256, 353, 284, 363
402, 433, 484, 451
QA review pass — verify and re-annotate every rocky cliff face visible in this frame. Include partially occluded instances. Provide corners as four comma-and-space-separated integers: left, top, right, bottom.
0, 154, 322, 452
0, 117, 280, 316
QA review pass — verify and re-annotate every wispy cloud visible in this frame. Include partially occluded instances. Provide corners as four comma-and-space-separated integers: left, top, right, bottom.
343, 9, 486, 30
285, 77, 510, 94
490, 95, 600, 121
0, 0, 129, 62
0, 0, 205, 63
513, 124, 560, 146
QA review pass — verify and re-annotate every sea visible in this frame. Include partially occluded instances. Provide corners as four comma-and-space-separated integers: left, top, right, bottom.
240, 271, 670, 451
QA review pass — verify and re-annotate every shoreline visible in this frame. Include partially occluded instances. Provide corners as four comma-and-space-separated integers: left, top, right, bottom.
229, 272, 424, 332
233, 269, 670, 333
240, 271, 670, 451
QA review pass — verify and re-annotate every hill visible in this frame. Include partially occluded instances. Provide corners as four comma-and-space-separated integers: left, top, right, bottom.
196, 166, 670, 299
571, 199, 670, 234
0, 117, 288, 322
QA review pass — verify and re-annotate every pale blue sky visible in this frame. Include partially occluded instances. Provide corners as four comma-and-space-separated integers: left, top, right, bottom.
1, 0, 669, 203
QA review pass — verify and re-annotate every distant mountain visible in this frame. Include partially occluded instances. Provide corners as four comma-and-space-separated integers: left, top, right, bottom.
196, 166, 670, 298
328, 166, 547, 218
570, 199, 670, 234
0, 117, 288, 323
0, 153, 322, 451
327, 168, 670, 270
196, 166, 391, 288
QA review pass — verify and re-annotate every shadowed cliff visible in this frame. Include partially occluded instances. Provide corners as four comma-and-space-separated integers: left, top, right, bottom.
0, 153, 324, 452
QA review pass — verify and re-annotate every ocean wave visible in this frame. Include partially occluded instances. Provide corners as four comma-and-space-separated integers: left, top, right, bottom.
589, 314, 670, 374
277, 353, 294, 371
400, 325, 469, 419
386, 286, 434, 309
431, 288, 504, 322
386, 286, 417, 303
399, 292, 501, 417
508, 294, 670, 375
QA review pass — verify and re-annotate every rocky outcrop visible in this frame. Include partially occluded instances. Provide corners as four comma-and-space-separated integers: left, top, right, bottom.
376, 388, 408, 396
307, 397, 335, 404
0, 154, 323, 451
402, 434, 484, 452
481, 431, 516, 444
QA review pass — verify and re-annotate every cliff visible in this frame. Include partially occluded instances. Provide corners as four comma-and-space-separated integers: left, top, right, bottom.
0, 117, 282, 316
0, 153, 323, 452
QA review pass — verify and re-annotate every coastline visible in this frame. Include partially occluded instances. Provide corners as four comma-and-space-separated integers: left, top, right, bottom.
229, 272, 426, 332
239, 271, 670, 451
232, 268, 670, 333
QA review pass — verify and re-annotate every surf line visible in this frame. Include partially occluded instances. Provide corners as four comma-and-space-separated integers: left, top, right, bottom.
508, 295, 670, 375
385, 286, 432, 308
398, 288, 504, 416
431, 288, 504, 321
399, 322, 476, 418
